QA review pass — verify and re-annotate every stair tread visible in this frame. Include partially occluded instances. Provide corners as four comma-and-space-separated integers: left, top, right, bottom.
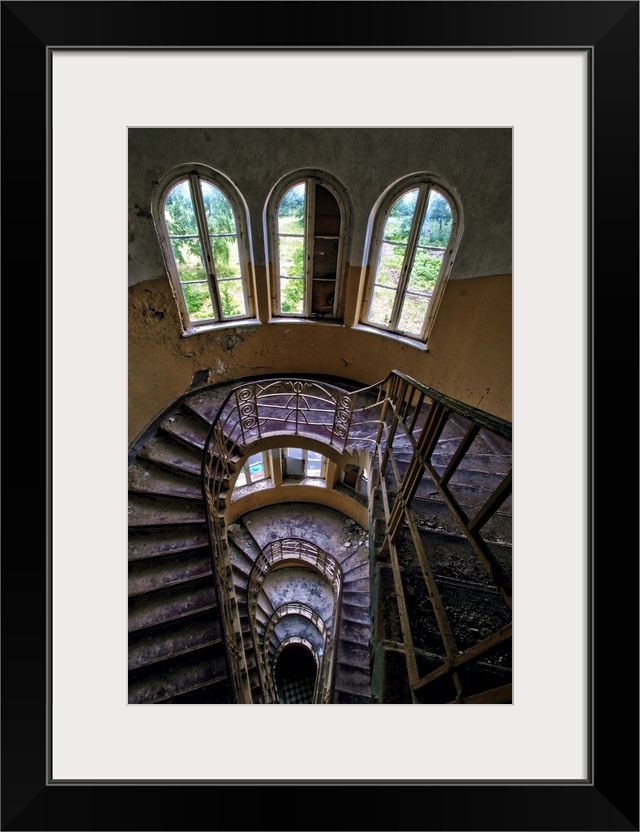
128, 494, 206, 527
137, 435, 204, 479
341, 604, 370, 624
129, 580, 217, 632
183, 386, 238, 424
339, 619, 370, 645
128, 528, 210, 561
128, 645, 227, 703
129, 459, 203, 500
159, 411, 210, 450
129, 613, 221, 670
129, 550, 212, 596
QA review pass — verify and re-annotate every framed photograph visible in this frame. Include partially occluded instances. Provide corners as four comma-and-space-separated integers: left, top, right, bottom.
2, 2, 637, 830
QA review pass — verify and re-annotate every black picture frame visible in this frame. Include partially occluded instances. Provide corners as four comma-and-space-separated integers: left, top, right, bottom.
2, 2, 638, 830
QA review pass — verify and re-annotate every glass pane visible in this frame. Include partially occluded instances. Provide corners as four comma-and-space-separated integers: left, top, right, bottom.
218, 279, 246, 318
165, 181, 198, 236
398, 292, 430, 336
182, 282, 215, 321
383, 188, 419, 243
368, 285, 396, 326
407, 248, 443, 292
419, 188, 453, 248
284, 449, 305, 477
236, 469, 248, 488
280, 278, 304, 314
212, 235, 241, 279
278, 183, 306, 235
307, 451, 323, 477
247, 453, 265, 481
376, 242, 405, 288
170, 238, 207, 282
200, 181, 236, 236
279, 236, 305, 277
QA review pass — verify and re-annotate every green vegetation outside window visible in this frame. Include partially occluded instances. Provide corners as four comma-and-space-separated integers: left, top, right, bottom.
364, 180, 459, 342
162, 172, 251, 328
275, 177, 344, 319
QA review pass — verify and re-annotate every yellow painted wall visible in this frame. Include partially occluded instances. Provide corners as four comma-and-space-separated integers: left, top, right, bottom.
129, 269, 511, 445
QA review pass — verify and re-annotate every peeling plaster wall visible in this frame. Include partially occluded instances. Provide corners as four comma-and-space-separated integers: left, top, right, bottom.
128, 272, 511, 444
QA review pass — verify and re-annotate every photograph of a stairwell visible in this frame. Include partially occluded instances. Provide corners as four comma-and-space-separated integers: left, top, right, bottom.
128, 126, 512, 705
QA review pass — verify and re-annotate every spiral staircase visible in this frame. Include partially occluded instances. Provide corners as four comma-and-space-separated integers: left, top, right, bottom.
128, 372, 512, 705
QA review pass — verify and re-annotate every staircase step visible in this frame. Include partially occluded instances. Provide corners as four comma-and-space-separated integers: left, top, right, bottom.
183, 385, 238, 425
338, 638, 369, 665
342, 562, 369, 582
228, 540, 254, 578
413, 527, 512, 586
332, 688, 371, 704
429, 450, 511, 476
128, 548, 212, 596
227, 521, 262, 560
340, 544, 369, 571
342, 590, 370, 607
163, 678, 231, 704
333, 662, 371, 695
128, 494, 206, 528
128, 579, 217, 632
128, 526, 210, 562
128, 644, 228, 703
343, 577, 370, 593
159, 411, 211, 451
128, 459, 203, 500
340, 618, 369, 646
403, 497, 512, 545
128, 611, 221, 670
341, 602, 370, 625
137, 435, 204, 479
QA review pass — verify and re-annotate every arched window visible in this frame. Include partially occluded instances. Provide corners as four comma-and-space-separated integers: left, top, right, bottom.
153, 165, 255, 332
361, 174, 462, 343
267, 170, 351, 320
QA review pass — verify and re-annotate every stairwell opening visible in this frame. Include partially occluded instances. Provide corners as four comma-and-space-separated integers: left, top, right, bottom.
274, 643, 318, 704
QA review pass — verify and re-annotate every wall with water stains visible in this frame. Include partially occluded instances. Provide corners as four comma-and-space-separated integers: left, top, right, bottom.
128, 128, 511, 444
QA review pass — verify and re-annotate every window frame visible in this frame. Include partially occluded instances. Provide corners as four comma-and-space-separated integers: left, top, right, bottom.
234, 451, 271, 489
266, 169, 351, 321
281, 447, 328, 482
361, 173, 463, 344
152, 163, 256, 334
